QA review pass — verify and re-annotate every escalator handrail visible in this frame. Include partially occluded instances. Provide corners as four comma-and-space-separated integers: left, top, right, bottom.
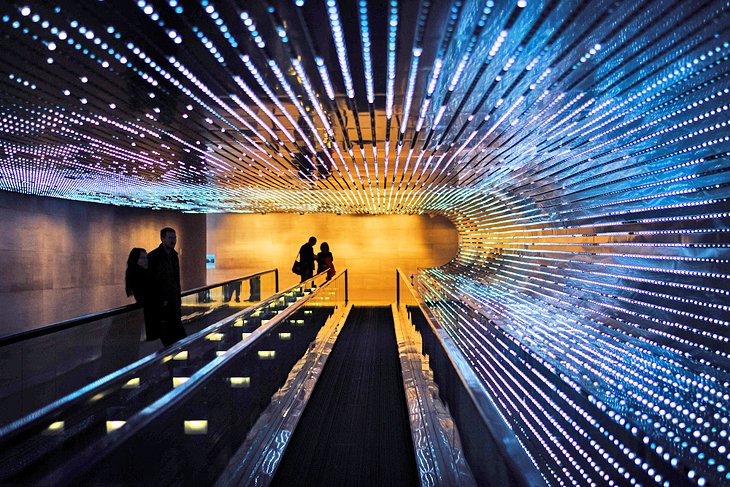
396, 268, 546, 487
0, 269, 278, 347
37, 270, 347, 484
0, 270, 320, 442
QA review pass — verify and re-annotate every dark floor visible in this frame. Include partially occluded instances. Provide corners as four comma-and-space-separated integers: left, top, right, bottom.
271, 306, 419, 487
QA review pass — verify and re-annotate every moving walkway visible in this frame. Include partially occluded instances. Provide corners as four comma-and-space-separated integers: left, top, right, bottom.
0, 270, 543, 486
0, 270, 279, 427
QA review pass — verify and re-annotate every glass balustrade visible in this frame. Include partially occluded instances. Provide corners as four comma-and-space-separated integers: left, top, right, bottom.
0, 270, 278, 428
0, 270, 347, 486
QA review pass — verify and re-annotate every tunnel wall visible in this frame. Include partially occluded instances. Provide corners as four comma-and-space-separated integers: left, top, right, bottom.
416, 50, 730, 487
419, 175, 729, 484
0, 191, 207, 338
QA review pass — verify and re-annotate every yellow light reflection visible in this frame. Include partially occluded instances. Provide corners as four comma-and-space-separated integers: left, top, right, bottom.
122, 378, 140, 389
173, 351, 188, 360
242, 332, 252, 340
184, 420, 208, 435
304, 310, 313, 314
258, 350, 276, 360
43, 421, 64, 435
172, 377, 189, 387
216, 350, 227, 357
206, 332, 224, 341
229, 377, 251, 388
106, 420, 126, 433
279, 332, 292, 340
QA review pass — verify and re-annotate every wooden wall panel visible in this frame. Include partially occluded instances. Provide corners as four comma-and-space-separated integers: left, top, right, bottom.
0, 191, 207, 337
206, 213, 458, 304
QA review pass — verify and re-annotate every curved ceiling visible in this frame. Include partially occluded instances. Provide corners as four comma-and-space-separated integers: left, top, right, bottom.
2, 1, 730, 485
1, 0, 724, 215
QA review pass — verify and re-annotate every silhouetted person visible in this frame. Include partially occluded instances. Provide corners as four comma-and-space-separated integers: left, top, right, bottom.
148, 227, 186, 346
224, 280, 241, 302
316, 242, 336, 281
299, 236, 317, 282
96, 247, 147, 372
249, 275, 261, 301
125, 247, 156, 340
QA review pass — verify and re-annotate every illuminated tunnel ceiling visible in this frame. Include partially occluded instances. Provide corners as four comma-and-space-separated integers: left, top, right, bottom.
0, 0, 725, 215
2, 1, 730, 486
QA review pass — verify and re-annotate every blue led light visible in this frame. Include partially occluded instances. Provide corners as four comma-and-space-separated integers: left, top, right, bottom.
1, 4, 730, 482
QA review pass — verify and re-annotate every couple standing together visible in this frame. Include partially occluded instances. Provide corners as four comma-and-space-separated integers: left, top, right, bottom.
125, 227, 187, 347
298, 236, 336, 282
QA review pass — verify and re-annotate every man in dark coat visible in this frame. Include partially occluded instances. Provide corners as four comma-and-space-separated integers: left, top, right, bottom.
299, 236, 317, 282
147, 227, 186, 346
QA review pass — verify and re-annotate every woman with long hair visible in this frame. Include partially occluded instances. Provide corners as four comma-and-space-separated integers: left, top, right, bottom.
125, 247, 157, 341
125, 247, 149, 301
316, 242, 336, 281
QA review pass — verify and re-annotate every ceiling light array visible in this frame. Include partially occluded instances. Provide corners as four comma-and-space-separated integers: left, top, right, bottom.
1, 1, 729, 483
0, 1, 720, 214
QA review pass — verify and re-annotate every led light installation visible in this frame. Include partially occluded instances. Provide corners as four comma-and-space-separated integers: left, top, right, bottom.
1, 1, 729, 485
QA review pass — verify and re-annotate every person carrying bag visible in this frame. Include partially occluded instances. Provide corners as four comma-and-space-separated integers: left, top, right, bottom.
295, 237, 317, 282
292, 251, 302, 275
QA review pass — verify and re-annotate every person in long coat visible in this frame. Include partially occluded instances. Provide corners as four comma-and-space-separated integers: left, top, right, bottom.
147, 227, 186, 346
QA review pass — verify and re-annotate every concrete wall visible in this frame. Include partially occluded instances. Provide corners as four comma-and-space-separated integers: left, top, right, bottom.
0, 191, 206, 338
206, 213, 458, 304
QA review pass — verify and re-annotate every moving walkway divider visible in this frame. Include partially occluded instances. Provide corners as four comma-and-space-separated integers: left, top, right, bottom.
396, 269, 547, 487
391, 302, 477, 486
0, 270, 344, 485
215, 292, 353, 486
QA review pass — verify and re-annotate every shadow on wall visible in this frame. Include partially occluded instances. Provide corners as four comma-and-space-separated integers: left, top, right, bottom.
206, 213, 458, 304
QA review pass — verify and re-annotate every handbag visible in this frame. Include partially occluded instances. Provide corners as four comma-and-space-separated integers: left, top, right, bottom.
292, 251, 302, 275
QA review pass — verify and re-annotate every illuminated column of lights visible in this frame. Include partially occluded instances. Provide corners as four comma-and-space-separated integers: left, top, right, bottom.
239, 10, 265, 48
384, 0, 398, 119
395, 0, 434, 138
200, 0, 238, 50
381, 0, 398, 206
240, 55, 318, 157
356, 0, 375, 203
290, 57, 367, 205
325, 0, 354, 100
357, 0, 374, 105
231, 76, 295, 144
314, 57, 337, 101
385, 0, 435, 214
191, 26, 225, 64
135, 1, 165, 26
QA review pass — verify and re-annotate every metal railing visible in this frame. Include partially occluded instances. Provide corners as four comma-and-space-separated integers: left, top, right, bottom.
0, 269, 279, 428
0, 269, 348, 486
0, 269, 279, 346
395, 268, 546, 487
